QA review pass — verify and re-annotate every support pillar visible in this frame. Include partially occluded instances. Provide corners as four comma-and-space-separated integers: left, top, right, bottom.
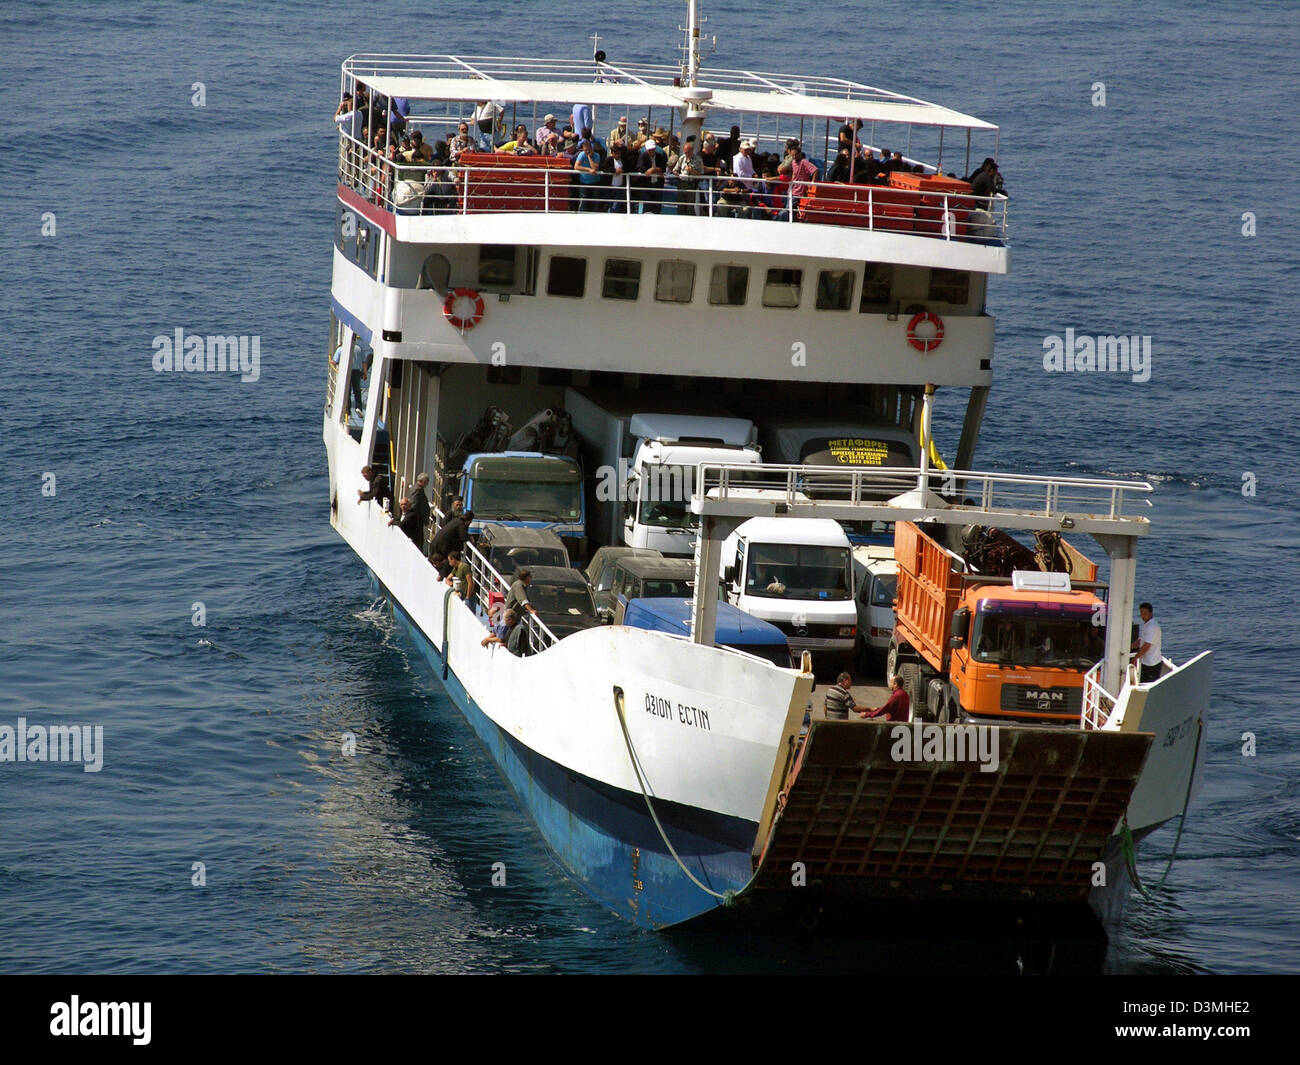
955, 384, 989, 471
690, 516, 722, 647
1094, 533, 1138, 696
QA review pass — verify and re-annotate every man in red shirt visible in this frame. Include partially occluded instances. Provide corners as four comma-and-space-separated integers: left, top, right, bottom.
858, 673, 910, 722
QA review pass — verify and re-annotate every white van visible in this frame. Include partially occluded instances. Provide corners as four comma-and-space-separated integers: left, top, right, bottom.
852, 544, 898, 660
720, 517, 857, 668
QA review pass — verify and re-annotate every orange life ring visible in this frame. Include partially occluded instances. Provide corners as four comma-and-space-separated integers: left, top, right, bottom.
906, 311, 944, 352
444, 288, 485, 331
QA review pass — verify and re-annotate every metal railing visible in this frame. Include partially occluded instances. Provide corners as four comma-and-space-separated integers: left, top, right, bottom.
694, 462, 1154, 530
1080, 662, 1116, 730
464, 538, 560, 655
336, 133, 1009, 244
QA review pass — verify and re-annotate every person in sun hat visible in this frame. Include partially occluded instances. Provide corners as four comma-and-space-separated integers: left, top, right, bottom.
535, 113, 560, 151
732, 138, 757, 186
608, 114, 632, 148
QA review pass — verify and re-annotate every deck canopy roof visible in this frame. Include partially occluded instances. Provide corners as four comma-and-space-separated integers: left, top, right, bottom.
342, 55, 998, 132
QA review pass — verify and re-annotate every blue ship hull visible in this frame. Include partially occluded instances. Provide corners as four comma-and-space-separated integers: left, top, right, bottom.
378, 573, 756, 930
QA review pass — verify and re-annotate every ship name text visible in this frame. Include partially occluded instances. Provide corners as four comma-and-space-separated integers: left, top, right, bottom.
645, 693, 712, 731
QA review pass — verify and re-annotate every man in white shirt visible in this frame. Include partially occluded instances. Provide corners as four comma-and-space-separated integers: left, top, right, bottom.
733, 139, 756, 185
1133, 601, 1163, 683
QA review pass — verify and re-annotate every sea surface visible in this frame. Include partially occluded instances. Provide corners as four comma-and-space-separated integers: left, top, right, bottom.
1, 0, 1296, 974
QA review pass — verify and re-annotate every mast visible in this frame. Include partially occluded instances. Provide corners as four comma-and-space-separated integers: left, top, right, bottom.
685, 0, 701, 88
678, 2, 710, 147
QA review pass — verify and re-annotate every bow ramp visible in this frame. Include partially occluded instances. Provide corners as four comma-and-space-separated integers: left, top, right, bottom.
745, 718, 1152, 905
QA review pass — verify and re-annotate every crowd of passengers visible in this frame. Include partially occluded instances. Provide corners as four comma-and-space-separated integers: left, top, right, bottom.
335, 87, 1006, 216
357, 466, 542, 655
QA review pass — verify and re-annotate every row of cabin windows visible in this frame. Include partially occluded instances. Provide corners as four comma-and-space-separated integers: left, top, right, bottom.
543, 256, 969, 310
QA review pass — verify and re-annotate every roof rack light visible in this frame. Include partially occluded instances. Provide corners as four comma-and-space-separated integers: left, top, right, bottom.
1011, 570, 1072, 593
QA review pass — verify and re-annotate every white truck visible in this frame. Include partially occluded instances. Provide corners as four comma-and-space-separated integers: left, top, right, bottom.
852, 544, 898, 662
720, 517, 858, 668
565, 388, 762, 557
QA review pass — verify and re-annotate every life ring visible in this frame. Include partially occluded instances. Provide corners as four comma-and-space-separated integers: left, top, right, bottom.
907, 311, 944, 352
444, 288, 485, 331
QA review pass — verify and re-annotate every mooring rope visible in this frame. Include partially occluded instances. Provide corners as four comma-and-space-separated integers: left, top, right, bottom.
612, 686, 769, 906
1159, 716, 1204, 890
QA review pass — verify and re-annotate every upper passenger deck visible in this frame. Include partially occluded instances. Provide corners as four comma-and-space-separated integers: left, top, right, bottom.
334, 54, 1010, 274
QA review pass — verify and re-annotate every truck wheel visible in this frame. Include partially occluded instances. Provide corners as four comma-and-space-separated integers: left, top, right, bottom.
900, 663, 925, 719
886, 642, 899, 681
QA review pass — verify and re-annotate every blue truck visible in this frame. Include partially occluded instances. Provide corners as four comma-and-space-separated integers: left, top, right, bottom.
622, 597, 794, 669
458, 450, 587, 559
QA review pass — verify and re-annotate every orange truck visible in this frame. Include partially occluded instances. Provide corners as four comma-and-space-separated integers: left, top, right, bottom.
888, 522, 1106, 725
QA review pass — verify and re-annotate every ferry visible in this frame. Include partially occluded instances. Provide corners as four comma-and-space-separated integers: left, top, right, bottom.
324, 2, 1211, 939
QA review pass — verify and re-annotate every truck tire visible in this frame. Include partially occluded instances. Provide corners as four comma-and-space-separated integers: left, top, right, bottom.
900, 663, 925, 719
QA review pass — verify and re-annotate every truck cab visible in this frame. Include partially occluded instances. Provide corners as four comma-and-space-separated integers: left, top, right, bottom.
459, 451, 586, 558
949, 581, 1107, 722
891, 522, 1107, 724
563, 389, 762, 558
622, 414, 762, 556
721, 517, 857, 669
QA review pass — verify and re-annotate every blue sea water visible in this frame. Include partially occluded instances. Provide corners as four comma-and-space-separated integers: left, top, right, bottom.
1, 0, 1297, 974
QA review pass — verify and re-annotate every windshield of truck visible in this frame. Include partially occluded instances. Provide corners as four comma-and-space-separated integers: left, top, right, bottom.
637, 465, 699, 528
745, 544, 852, 600
470, 459, 582, 520
640, 578, 692, 598
970, 604, 1104, 669
489, 545, 569, 575
870, 573, 897, 607
529, 582, 597, 621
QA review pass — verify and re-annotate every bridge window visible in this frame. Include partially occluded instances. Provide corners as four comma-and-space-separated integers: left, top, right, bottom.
655, 260, 695, 303
602, 258, 641, 301
708, 265, 748, 306
859, 262, 893, 311
479, 245, 518, 287
762, 268, 802, 308
816, 270, 855, 310
547, 255, 587, 298
928, 268, 970, 305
